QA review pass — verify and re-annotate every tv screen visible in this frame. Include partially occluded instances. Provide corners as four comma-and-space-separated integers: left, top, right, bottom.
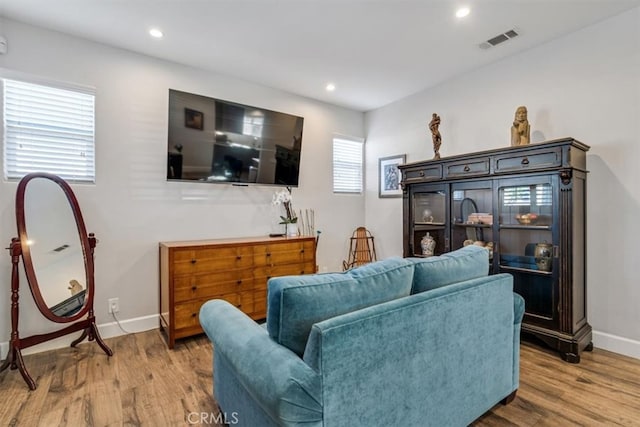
167, 89, 304, 186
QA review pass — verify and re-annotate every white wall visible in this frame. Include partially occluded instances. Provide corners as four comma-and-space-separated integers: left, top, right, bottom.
365, 7, 640, 358
0, 18, 365, 352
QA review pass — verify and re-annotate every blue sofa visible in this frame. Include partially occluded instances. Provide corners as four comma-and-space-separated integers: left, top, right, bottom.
200, 246, 525, 427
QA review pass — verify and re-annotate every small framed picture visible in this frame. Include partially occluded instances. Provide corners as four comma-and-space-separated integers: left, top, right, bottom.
185, 108, 204, 130
379, 154, 406, 198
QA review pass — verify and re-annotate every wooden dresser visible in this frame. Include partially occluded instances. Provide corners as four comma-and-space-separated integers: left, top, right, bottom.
159, 235, 316, 348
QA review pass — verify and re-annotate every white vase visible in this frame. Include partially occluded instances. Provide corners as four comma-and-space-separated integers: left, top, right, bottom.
286, 223, 298, 237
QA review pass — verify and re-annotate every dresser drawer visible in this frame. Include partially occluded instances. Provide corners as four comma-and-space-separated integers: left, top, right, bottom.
174, 298, 220, 330
403, 164, 442, 183
444, 157, 490, 178
494, 147, 562, 173
174, 292, 254, 330
172, 246, 253, 275
252, 291, 267, 319
255, 260, 317, 282
173, 272, 254, 303
253, 241, 314, 266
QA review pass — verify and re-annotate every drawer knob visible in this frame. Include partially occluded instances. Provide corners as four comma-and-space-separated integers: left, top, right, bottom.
191, 286, 197, 291
419, 171, 425, 177
300, 271, 304, 274
267, 276, 272, 280
236, 280, 242, 285
521, 157, 529, 165
191, 313, 196, 317
463, 165, 470, 172
266, 252, 271, 257
190, 259, 197, 264
236, 255, 242, 260
300, 249, 305, 253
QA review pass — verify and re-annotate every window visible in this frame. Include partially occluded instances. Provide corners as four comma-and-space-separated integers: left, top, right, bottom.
333, 136, 363, 193
2, 78, 95, 182
503, 184, 552, 206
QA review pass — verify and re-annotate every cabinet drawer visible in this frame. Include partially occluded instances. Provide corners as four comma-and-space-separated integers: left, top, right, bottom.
444, 157, 490, 178
252, 293, 267, 319
253, 241, 313, 266
174, 298, 218, 330
403, 164, 442, 183
255, 260, 317, 281
174, 292, 253, 330
172, 246, 253, 275
494, 147, 562, 173
174, 273, 254, 302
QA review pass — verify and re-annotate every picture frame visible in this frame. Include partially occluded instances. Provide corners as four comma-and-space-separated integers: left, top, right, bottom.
378, 154, 406, 198
184, 108, 204, 130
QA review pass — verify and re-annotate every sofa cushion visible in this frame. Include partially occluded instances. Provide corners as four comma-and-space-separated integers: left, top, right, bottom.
267, 257, 414, 356
408, 245, 489, 294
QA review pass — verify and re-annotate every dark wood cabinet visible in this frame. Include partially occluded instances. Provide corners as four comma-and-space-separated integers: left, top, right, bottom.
399, 138, 592, 362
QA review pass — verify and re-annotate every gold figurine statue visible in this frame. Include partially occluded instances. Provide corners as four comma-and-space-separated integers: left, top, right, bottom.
429, 113, 442, 159
510, 106, 530, 146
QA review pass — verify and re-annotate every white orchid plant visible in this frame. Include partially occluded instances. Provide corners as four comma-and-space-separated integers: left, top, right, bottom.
272, 187, 298, 224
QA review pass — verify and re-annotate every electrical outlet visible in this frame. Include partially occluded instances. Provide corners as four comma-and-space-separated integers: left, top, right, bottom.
108, 298, 119, 314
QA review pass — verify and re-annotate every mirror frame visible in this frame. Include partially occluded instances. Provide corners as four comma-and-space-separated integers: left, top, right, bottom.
15, 172, 94, 323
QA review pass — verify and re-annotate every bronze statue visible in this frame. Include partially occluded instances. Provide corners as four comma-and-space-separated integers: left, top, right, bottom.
429, 113, 442, 159
510, 106, 530, 146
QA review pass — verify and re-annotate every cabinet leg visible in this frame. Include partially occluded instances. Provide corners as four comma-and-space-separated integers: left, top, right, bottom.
561, 352, 580, 364
584, 342, 594, 352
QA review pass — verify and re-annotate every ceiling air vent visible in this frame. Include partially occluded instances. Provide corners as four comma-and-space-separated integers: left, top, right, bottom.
479, 29, 519, 50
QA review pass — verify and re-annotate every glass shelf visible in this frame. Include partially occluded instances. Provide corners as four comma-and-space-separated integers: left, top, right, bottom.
499, 224, 551, 231
454, 223, 492, 228
500, 265, 553, 276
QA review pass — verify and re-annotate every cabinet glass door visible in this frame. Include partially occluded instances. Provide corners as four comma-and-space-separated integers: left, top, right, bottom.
497, 177, 556, 324
450, 181, 494, 257
410, 185, 447, 257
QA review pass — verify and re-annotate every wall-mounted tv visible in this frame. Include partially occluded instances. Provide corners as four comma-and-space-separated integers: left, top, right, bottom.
167, 89, 304, 186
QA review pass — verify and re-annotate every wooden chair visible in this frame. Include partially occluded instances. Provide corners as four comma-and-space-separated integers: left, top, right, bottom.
342, 227, 377, 271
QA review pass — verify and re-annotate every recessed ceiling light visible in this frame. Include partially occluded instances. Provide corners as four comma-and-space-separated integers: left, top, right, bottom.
149, 28, 164, 39
326, 83, 336, 92
455, 7, 470, 18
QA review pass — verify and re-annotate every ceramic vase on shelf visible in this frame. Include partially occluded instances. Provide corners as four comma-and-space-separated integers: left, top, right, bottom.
421, 232, 436, 257
534, 242, 553, 272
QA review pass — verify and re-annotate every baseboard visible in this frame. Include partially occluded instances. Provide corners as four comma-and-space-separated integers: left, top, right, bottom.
593, 330, 640, 360
0, 314, 159, 358
3, 320, 638, 361
0, 341, 8, 361
98, 313, 159, 340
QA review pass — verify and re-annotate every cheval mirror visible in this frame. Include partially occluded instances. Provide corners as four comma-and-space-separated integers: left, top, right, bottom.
0, 172, 112, 390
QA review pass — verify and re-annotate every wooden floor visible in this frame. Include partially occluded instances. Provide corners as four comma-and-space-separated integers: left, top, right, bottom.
1, 330, 639, 426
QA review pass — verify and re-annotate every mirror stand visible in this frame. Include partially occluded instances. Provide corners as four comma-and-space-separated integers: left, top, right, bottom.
0, 235, 112, 390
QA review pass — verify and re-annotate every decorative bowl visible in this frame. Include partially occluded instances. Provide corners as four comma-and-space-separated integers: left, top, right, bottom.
515, 213, 538, 225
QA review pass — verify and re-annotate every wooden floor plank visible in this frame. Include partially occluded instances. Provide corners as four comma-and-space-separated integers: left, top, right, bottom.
1, 330, 639, 426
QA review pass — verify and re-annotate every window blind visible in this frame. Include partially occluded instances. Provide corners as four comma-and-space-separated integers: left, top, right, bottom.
333, 137, 363, 193
3, 78, 95, 182
503, 184, 552, 206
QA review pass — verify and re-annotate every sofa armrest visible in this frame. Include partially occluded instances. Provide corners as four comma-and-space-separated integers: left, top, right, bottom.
511, 292, 525, 389
513, 293, 525, 325
199, 300, 322, 424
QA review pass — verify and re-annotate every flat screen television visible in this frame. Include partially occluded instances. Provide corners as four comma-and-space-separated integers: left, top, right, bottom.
167, 89, 304, 186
